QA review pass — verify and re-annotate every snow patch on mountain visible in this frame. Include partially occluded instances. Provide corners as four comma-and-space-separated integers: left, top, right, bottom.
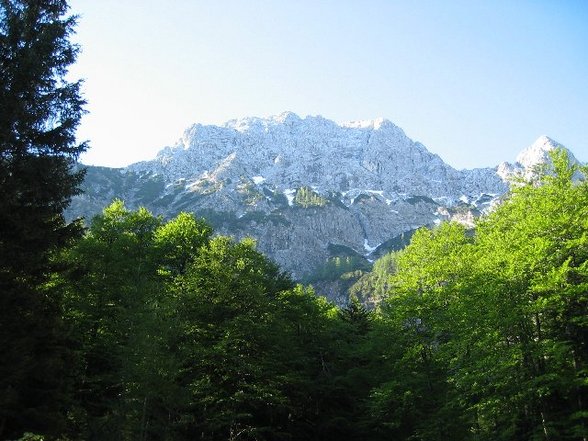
363, 239, 380, 254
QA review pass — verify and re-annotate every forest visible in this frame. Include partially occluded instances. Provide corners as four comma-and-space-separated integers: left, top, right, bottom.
1, 1, 587, 440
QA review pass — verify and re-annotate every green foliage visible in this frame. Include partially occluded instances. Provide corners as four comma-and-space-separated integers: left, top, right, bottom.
171, 235, 298, 440
59, 201, 379, 440
366, 222, 474, 440
0, 1, 87, 438
305, 255, 371, 283
346, 252, 397, 307
339, 296, 372, 335
15, 434, 45, 441
327, 243, 362, 257
372, 148, 588, 440
60, 200, 169, 439
460, 148, 588, 440
154, 210, 212, 275
294, 186, 328, 208
370, 229, 417, 256
237, 179, 264, 205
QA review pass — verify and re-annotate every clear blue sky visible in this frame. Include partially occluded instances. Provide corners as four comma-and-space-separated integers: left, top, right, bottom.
68, 0, 588, 170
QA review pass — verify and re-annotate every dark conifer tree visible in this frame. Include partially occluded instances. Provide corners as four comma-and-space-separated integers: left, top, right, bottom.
0, 0, 86, 438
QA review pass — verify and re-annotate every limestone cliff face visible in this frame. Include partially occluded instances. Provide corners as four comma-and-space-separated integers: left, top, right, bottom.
67, 113, 575, 294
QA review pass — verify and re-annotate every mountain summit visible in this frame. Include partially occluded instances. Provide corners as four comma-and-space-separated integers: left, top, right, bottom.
517, 135, 563, 168
497, 135, 578, 181
68, 113, 576, 302
129, 112, 506, 202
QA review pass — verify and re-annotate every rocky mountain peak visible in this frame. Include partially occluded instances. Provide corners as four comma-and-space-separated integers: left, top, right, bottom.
497, 135, 577, 181
516, 135, 562, 168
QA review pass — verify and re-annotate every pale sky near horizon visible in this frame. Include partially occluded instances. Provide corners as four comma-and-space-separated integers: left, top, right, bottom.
68, 0, 588, 170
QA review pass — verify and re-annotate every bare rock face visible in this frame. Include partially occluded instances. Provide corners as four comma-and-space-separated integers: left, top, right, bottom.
127, 112, 509, 201
67, 113, 576, 300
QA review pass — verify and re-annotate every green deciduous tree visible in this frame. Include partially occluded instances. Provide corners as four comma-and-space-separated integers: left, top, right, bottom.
59, 201, 217, 440
170, 235, 297, 440
372, 149, 587, 441
463, 149, 588, 440
60, 201, 164, 439
369, 222, 474, 440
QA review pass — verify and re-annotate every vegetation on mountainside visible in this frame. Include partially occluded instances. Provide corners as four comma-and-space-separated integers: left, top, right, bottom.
294, 186, 329, 208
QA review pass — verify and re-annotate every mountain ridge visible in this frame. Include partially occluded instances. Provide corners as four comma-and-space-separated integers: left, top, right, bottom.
127, 111, 508, 203
68, 113, 577, 302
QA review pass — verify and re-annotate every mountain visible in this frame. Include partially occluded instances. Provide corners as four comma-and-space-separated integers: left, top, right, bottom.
497, 135, 580, 181
67, 113, 575, 303
128, 112, 507, 202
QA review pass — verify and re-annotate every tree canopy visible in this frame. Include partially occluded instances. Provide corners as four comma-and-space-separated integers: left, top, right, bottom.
375, 149, 588, 440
